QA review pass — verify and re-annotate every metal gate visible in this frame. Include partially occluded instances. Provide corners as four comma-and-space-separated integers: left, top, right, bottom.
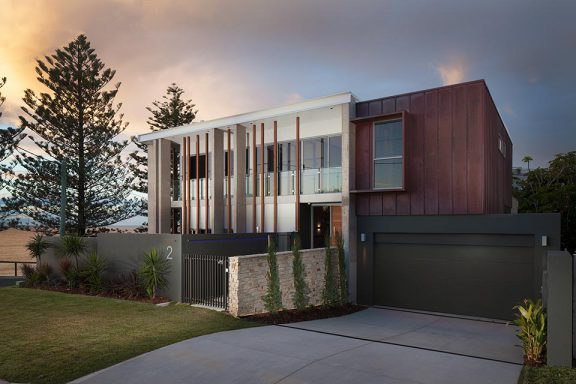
182, 254, 228, 310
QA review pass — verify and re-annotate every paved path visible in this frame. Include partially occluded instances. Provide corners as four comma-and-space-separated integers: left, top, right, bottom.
73, 308, 523, 384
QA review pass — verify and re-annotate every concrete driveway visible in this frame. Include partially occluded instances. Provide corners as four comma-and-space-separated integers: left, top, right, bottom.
72, 307, 523, 384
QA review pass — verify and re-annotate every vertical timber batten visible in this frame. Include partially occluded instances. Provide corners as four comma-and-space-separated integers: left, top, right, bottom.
295, 116, 300, 232
196, 135, 200, 234
273, 121, 278, 233
205, 132, 209, 233
227, 128, 232, 232
252, 124, 257, 232
260, 123, 265, 232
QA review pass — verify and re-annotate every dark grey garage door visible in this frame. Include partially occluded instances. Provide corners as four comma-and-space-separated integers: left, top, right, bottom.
373, 233, 536, 320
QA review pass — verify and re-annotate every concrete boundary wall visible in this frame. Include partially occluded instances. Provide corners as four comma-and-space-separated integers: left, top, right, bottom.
228, 248, 339, 317
545, 250, 573, 367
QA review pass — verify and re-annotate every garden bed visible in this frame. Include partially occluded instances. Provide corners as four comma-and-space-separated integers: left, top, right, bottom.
33, 283, 170, 304
244, 303, 366, 325
518, 365, 576, 384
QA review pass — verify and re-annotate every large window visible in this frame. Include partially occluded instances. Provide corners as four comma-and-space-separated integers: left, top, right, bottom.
374, 119, 403, 189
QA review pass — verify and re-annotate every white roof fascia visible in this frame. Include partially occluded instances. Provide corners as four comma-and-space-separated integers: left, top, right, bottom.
138, 92, 353, 143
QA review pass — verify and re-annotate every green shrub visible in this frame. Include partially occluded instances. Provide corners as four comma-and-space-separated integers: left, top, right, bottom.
262, 239, 282, 313
81, 252, 107, 294
291, 235, 309, 310
26, 234, 51, 264
59, 235, 87, 270
322, 236, 339, 306
335, 232, 348, 304
139, 248, 170, 299
514, 298, 547, 366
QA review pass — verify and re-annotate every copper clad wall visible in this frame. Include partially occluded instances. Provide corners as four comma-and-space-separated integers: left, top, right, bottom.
354, 80, 511, 216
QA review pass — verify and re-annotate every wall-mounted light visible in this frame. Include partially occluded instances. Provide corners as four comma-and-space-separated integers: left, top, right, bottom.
360, 233, 366, 242
541, 235, 548, 247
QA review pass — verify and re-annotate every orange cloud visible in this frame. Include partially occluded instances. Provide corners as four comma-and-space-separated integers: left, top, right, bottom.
436, 60, 467, 85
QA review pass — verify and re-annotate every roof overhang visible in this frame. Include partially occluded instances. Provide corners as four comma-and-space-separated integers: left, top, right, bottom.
138, 92, 354, 143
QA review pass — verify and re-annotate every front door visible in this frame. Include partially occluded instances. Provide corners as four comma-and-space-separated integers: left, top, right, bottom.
311, 205, 342, 248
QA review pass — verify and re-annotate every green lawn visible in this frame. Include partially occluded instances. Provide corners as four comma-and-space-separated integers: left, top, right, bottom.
0, 288, 257, 384
519, 366, 576, 384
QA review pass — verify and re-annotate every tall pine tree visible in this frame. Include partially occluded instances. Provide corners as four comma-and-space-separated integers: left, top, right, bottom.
0, 77, 24, 189
129, 83, 197, 195
6, 35, 138, 235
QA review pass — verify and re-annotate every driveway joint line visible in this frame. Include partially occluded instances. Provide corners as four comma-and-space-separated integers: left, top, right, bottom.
277, 324, 522, 366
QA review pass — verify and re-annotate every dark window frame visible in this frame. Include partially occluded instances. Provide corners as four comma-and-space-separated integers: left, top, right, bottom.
372, 114, 406, 191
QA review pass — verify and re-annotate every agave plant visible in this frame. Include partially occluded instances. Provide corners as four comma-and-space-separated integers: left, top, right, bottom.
26, 233, 51, 264
514, 298, 547, 366
139, 248, 170, 299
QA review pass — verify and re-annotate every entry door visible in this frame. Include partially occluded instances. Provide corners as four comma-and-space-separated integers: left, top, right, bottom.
312, 206, 331, 248
311, 205, 342, 248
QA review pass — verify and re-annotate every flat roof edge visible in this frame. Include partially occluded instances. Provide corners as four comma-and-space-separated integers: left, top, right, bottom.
138, 92, 353, 142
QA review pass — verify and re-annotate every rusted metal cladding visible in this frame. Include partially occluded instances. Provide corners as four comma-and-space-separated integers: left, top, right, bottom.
354, 80, 511, 216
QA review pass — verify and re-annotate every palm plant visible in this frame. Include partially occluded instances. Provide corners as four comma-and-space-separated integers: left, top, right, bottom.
26, 233, 51, 264
139, 248, 170, 299
514, 299, 546, 366
522, 155, 533, 172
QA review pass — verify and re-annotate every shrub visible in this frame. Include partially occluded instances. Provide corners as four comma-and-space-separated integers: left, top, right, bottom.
20, 264, 40, 287
37, 263, 53, 282
139, 248, 170, 299
59, 235, 87, 270
106, 271, 145, 298
335, 232, 348, 304
322, 236, 339, 306
514, 298, 547, 366
262, 239, 282, 313
291, 235, 309, 310
26, 234, 51, 264
59, 257, 79, 288
81, 252, 107, 294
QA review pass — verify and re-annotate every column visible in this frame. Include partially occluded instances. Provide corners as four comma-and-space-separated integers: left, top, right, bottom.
233, 125, 246, 233
210, 128, 224, 233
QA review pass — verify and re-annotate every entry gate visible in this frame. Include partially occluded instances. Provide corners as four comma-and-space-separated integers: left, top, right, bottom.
180, 233, 272, 310
182, 254, 228, 310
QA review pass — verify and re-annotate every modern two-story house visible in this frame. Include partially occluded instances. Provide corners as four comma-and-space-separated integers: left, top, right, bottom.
141, 79, 511, 240
140, 79, 557, 321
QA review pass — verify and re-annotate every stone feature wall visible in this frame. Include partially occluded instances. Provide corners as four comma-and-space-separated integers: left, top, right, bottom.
228, 248, 340, 317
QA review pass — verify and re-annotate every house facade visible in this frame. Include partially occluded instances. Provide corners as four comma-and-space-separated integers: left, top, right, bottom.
141, 79, 511, 242
141, 80, 546, 319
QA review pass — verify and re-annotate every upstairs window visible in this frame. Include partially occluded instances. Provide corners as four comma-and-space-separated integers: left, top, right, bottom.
373, 119, 403, 189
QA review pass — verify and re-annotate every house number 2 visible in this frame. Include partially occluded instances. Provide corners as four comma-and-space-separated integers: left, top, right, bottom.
166, 246, 173, 260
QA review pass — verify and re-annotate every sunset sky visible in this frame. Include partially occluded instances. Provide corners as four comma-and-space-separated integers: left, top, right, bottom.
0, 0, 574, 167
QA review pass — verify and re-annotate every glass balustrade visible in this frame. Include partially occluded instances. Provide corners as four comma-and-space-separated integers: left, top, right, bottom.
301, 169, 321, 195
320, 167, 342, 193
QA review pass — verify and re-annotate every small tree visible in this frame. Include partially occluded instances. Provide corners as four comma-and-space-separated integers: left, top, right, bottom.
322, 235, 339, 306
335, 232, 348, 304
291, 235, 309, 310
522, 155, 533, 172
262, 239, 282, 313
26, 233, 51, 264
139, 248, 170, 299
